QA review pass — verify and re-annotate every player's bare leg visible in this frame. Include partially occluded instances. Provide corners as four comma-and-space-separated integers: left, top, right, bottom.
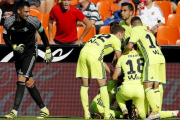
26, 78, 49, 119
96, 79, 110, 119
81, 78, 91, 119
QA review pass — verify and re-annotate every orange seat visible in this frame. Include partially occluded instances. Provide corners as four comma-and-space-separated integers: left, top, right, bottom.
157, 39, 169, 45
176, 1, 180, 14
176, 40, 180, 45
0, 26, 5, 44
154, 1, 173, 24
42, 13, 49, 29
54, 1, 57, 5
30, 8, 43, 23
77, 26, 96, 43
97, 1, 111, 22
99, 26, 110, 34
71, 0, 79, 6
45, 26, 57, 41
100, 0, 116, 3
167, 14, 180, 27
157, 26, 179, 45
89, 0, 99, 4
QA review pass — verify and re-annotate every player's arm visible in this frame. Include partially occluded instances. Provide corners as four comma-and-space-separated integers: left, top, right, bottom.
104, 62, 113, 77
112, 51, 121, 67
122, 43, 134, 55
3, 27, 13, 49
123, 27, 140, 55
112, 67, 121, 81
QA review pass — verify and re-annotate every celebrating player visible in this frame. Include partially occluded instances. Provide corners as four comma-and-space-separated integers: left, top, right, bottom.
76, 25, 125, 119
3, 1, 53, 119
113, 37, 147, 119
123, 17, 165, 119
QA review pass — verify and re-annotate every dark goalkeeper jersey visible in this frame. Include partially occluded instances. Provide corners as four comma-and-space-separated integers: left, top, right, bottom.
3, 15, 44, 59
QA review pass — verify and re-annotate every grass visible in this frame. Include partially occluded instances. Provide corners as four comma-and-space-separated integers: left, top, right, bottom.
0, 116, 180, 120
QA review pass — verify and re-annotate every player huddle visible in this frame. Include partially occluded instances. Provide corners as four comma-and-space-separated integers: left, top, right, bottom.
76, 17, 180, 119
2, 1, 180, 120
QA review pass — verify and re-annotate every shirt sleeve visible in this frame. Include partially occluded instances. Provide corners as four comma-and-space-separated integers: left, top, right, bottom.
156, 6, 165, 24
112, 37, 121, 52
116, 57, 123, 68
49, 6, 56, 20
129, 27, 141, 44
90, 6, 100, 21
74, 8, 85, 22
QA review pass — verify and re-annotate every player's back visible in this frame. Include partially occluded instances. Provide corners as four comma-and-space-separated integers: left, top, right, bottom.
81, 34, 121, 60
130, 26, 165, 65
117, 50, 144, 84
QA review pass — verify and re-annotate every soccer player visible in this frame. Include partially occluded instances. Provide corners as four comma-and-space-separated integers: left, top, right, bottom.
123, 17, 165, 119
3, 1, 53, 119
76, 25, 125, 119
90, 80, 123, 119
113, 37, 147, 119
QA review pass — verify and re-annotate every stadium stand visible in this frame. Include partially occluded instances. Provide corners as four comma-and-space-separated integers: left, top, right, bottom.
167, 14, 180, 27
97, 1, 112, 22
176, 1, 180, 14
0, 25, 4, 43
176, 40, 180, 45
154, 1, 173, 24
77, 26, 96, 42
157, 26, 179, 45
99, 25, 110, 34
30, 8, 43, 23
42, 13, 49, 29
71, 0, 79, 6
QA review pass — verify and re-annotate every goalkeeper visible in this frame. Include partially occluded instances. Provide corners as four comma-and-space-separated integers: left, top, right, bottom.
3, 1, 53, 119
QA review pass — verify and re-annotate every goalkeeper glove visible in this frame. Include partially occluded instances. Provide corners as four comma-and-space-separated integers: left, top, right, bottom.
44, 48, 53, 64
13, 44, 25, 54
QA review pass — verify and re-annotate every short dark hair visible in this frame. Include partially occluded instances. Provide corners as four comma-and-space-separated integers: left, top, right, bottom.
121, 3, 134, 13
131, 17, 142, 25
110, 24, 125, 34
110, 21, 119, 28
17, 1, 30, 10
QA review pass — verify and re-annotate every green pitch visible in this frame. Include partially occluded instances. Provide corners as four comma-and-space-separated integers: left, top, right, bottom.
0, 116, 180, 120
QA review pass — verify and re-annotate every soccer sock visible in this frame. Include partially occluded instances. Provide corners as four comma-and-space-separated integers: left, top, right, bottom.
154, 88, 160, 109
27, 84, 45, 109
159, 84, 163, 110
145, 87, 158, 113
99, 85, 110, 116
159, 111, 174, 119
13, 81, 26, 111
80, 86, 89, 115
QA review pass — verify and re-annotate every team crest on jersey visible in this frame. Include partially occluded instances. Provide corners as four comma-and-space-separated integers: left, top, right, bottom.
151, 12, 155, 15
3, 11, 14, 19
23, 27, 28, 32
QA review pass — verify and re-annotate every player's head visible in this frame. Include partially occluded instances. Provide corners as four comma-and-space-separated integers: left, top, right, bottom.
121, 3, 134, 20
131, 17, 143, 27
6, 0, 15, 5
125, 37, 137, 50
110, 24, 125, 40
61, 0, 72, 11
110, 21, 119, 29
78, 0, 87, 3
17, 1, 30, 20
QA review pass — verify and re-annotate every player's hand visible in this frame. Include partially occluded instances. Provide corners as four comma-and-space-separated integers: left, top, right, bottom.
49, 39, 56, 44
13, 44, 25, 54
44, 48, 53, 64
112, 59, 118, 67
74, 40, 83, 45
